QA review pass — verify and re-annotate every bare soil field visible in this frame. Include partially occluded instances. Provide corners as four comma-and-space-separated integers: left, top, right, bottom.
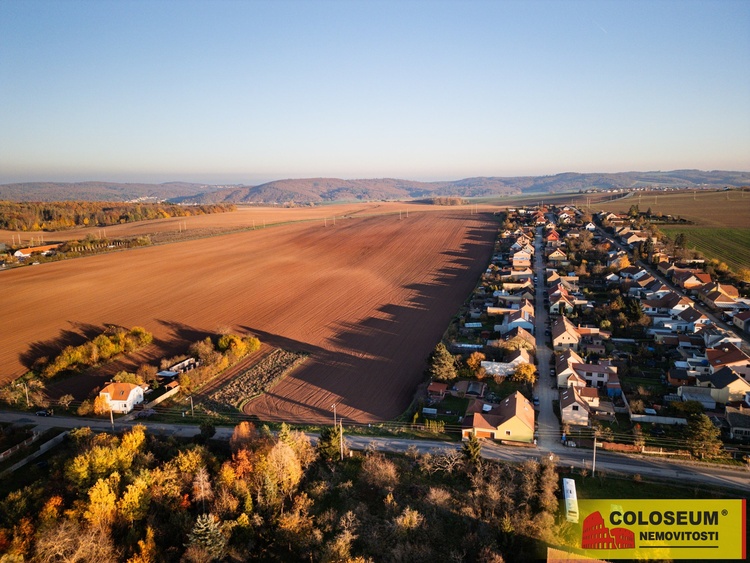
0, 207, 496, 423
0, 201, 490, 246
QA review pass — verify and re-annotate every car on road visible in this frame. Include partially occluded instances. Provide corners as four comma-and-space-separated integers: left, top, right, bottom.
533, 396, 540, 406
35, 409, 53, 417
650, 425, 665, 437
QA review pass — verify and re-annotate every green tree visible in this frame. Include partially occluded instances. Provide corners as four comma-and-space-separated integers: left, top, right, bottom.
428, 343, 457, 382
199, 421, 216, 441
186, 513, 227, 561
462, 432, 482, 466
686, 414, 724, 460
317, 425, 343, 462
670, 400, 704, 417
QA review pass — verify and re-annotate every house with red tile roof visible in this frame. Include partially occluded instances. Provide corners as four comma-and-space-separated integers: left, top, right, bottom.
705, 343, 750, 374
99, 382, 145, 414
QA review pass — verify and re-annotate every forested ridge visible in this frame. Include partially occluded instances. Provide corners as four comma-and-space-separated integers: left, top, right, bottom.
0, 201, 236, 232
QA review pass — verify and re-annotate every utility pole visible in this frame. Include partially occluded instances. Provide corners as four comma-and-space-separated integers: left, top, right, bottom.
339, 418, 344, 461
109, 404, 114, 431
186, 396, 194, 417
592, 434, 597, 476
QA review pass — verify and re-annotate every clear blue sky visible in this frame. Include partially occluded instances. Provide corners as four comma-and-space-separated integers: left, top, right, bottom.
1, 0, 748, 184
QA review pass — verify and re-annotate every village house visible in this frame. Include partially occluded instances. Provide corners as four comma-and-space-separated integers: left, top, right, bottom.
461, 391, 535, 443
99, 382, 145, 414
559, 387, 590, 426
495, 309, 535, 335
579, 387, 600, 409
572, 361, 618, 389
699, 326, 742, 349
427, 382, 448, 400
725, 406, 750, 442
547, 248, 567, 263
733, 310, 750, 333
641, 292, 693, 316
705, 343, 750, 374
695, 367, 750, 404
555, 349, 586, 388
667, 367, 696, 387
487, 326, 536, 352
672, 270, 712, 291
549, 293, 575, 315
512, 250, 532, 270
696, 282, 740, 310
551, 316, 581, 351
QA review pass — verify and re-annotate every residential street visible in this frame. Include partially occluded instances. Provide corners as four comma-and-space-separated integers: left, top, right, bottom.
532, 226, 562, 452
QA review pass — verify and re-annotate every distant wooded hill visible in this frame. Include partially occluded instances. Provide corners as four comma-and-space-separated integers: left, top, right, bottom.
0, 181, 224, 203
2, 170, 749, 204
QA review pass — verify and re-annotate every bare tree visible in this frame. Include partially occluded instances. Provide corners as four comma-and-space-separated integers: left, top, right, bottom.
35, 519, 118, 562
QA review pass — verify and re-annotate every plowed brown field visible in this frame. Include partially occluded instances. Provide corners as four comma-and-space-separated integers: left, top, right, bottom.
0, 207, 496, 423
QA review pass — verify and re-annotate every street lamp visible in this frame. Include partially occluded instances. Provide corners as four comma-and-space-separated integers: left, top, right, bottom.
185, 396, 194, 417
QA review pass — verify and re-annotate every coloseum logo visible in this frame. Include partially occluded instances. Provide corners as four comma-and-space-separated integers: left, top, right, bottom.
576, 499, 746, 560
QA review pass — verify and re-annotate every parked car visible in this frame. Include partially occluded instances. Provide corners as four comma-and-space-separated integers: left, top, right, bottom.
36, 409, 53, 417
533, 396, 540, 406
650, 425, 665, 437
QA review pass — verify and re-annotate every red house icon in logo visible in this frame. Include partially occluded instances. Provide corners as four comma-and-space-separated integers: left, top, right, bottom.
582, 511, 635, 549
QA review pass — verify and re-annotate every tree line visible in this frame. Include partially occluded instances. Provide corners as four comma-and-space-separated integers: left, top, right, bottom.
0, 201, 236, 232
0, 421, 565, 562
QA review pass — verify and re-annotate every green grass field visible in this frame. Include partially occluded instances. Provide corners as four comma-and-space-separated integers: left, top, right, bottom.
660, 226, 750, 271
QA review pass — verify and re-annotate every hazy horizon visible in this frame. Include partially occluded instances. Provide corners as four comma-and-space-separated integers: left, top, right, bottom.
3, 167, 750, 188
1, 1, 749, 184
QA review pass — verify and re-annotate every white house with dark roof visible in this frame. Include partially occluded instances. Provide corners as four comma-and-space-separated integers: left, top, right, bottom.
560, 387, 590, 426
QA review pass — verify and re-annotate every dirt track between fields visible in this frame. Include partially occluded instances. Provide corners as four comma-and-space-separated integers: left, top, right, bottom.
1, 207, 496, 422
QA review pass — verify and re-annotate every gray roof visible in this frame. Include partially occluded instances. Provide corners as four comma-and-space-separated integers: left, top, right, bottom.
725, 407, 750, 430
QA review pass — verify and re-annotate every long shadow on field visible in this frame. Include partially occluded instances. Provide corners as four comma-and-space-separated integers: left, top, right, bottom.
238, 327, 331, 358
155, 320, 216, 348
19, 321, 109, 370
242, 219, 498, 422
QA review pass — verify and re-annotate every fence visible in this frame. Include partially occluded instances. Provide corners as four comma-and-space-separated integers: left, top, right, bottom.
631, 414, 687, 426
0, 432, 39, 460
0, 431, 68, 477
